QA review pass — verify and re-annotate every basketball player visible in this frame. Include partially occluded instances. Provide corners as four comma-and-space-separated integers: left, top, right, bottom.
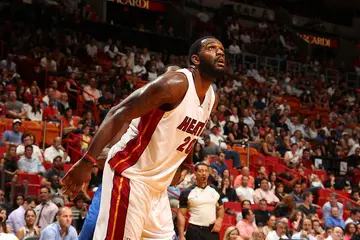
62, 36, 226, 239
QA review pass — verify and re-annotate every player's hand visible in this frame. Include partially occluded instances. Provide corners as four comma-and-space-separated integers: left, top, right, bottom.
61, 158, 93, 200
178, 236, 186, 240
211, 218, 222, 232
170, 165, 191, 187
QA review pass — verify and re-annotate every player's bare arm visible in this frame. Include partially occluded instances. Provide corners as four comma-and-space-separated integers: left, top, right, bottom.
62, 72, 189, 200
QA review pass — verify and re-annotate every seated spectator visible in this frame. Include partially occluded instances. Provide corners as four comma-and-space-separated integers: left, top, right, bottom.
284, 143, 300, 168
5, 91, 26, 119
273, 195, 295, 218
71, 196, 88, 232
43, 98, 60, 121
7, 196, 36, 234
49, 175, 66, 207
235, 175, 255, 204
83, 77, 101, 107
57, 93, 70, 116
344, 223, 357, 240
275, 183, 286, 201
0, 54, 16, 72
80, 126, 92, 153
44, 137, 69, 163
39, 207, 77, 239
223, 226, 241, 240
236, 209, 258, 240
220, 177, 239, 202
42, 156, 65, 186
254, 179, 279, 206
322, 193, 344, 220
310, 174, 324, 188
40, 53, 57, 72
210, 152, 228, 176
278, 169, 300, 193
89, 165, 102, 191
327, 226, 344, 240
17, 145, 45, 174
2, 145, 18, 183
16, 133, 43, 162
229, 39, 241, 55
291, 218, 316, 240
193, 142, 205, 164
253, 199, 271, 226
42, 87, 56, 107
97, 87, 114, 121
265, 220, 287, 240
61, 108, 78, 135
1, 119, 22, 146
15, 209, 40, 239
325, 206, 345, 229
26, 97, 43, 121
234, 167, 255, 189
104, 39, 119, 59
345, 209, 360, 225
298, 191, 318, 215
236, 200, 251, 223
348, 147, 360, 170
35, 187, 58, 230
50, 80, 61, 100
0, 206, 12, 233
133, 58, 147, 78
0, 190, 11, 214
77, 111, 98, 134
254, 166, 268, 189
262, 215, 276, 235
290, 183, 304, 206
86, 38, 98, 60
261, 134, 281, 157
208, 167, 222, 189
324, 172, 346, 190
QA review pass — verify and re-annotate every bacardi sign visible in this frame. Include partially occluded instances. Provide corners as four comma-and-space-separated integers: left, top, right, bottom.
109, 0, 165, 12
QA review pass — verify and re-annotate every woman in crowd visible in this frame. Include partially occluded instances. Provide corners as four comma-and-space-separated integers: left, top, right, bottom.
220, 177, 238, 202
289, 210, 305, 234
268, 171, 278, 192
262, 215, 276, 235
26, 97, 43, 121
223, 226, 242, 240
0, 207, 12, 234
2, 145, 18, 183
344, 223, 357, 240
274, 194, 296, 218
250, 230, 266, 240
193, 142, 205, 164
222, 169, 234, 187
275, 182, 286, 201
16, 209, 40, 239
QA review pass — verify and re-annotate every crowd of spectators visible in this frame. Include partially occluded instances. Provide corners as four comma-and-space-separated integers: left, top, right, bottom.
0, 0, 359, 239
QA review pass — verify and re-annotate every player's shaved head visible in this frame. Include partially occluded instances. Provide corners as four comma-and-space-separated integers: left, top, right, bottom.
188, 36, 218, 65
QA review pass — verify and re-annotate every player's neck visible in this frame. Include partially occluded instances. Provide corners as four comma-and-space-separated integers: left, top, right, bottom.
193, 70, 213, 101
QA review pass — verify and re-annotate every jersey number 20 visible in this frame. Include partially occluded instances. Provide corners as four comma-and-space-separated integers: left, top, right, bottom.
176, 136, 197, 154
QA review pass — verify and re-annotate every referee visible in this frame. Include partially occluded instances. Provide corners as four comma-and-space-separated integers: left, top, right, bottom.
177, 162, 224, 240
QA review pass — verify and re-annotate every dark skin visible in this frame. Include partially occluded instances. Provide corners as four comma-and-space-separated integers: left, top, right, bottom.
61, 38, 224, 200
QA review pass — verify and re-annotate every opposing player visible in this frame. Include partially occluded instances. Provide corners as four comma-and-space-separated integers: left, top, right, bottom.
62, 36, 226, 239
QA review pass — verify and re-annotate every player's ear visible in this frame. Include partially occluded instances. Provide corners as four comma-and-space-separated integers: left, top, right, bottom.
191, 54, 200, 66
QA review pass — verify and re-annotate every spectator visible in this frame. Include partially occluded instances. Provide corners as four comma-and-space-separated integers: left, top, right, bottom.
7, 197, 37, 234
291, 218, 316, 240
273, 195, 296, 218
16, 133, 43, 162
0, 54, 16, 72
39, 207, 77, 240
26, 97, 43, 121
284, 143, 300, 168
42, 156, 65, 186
262, 215, 276, 235
43, 98, 60, 121
322, 193, 344, 220
40, 53, 57, 72
345, 209, 360, 225
235, 175, 255, 204
77, 111, 98, 133
210, 152, 228, 176
265, 220, 288, 240
2, 145, 19, 183
325, 206, 345, 229
71, 196, 88, 232
5, 91, 26, 119
42, 87, 56, 107
229, 40, 241, 55
89, 165, 102, 191
104, 39, 119, 59
0, 206, 12, 233
344, 223, 357, 240
274, 183, 286, 201
133, 58, 147, 78
97, 87, 114, 121
49, 175, 67, 207
15, 209, 40, 239
83, 77, 101, 107
34, 187, 58, 230
223, 226, 241, 240
61, 108, 77, 135
50, 80, 61, 100
80, 125, 92, 153
177, 163, 224, 240
17, 145, 44, 174
44, 137, 70, 163
57, 93, 70, 116
86, 38, 98, 60
236, 200, 251, 223
253, 199, 271, 226
290, 183, 304, 206
236, 209, 258, 240
298, 191, 318, 215
193, 142, 205, 164
234, 167, 255, 189
326, 226, 344, 240
254, 179, 279, 206
220, 177, 238, 202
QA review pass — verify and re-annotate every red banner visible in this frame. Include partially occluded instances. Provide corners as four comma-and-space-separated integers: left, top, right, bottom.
298, 33, 339, 48
111, 0, 165, 12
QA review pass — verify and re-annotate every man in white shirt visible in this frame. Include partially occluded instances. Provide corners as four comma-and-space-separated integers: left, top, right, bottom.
83, 78, 101, 105
266, 220, 288, 240
345, 209, 360, 225
0, 54, 16, 72
44, 137, 70, 163
86, 38, 98, 60
16, 133, 43, 162
326, 226, 343, 240
240, 31, 251, 44
235, 175, 254, 203
133, 58, 147, 78
229, 40, 241, 55
121, 50, 134, 69
104, 39, 119, 59
40, 53, 57, 72
243, 109, 255, 131
246, 64, 259, 78
230, 107, 239, 124
140, 48, 151, 63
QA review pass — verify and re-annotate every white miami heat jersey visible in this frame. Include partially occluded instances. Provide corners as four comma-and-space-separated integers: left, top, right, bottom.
106, 68, 216, 192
